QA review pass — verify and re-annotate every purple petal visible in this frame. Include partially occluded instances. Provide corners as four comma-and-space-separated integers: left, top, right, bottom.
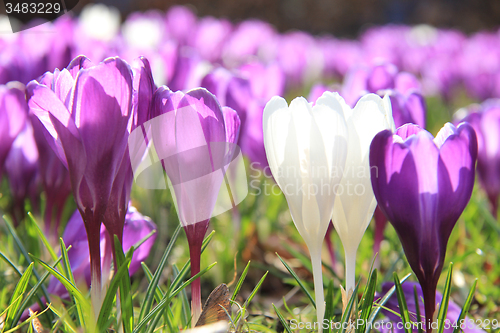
71, 57, 133, 210
0, 83, 28, 170
131, 56, 156, 130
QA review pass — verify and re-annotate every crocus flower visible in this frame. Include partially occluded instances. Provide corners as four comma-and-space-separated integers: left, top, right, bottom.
456, 101, 500, 217
0, 82, 28, 176
372, 89, 426, 263
164, 6, 198, 45
378, 282, 484, 333
330, 93, 394, 294
263, 92, 349, 332
201, 68, 268, 168
370, 123, 477, 332
386, 90, 426, 129
149, 87, 240, 324
238, 61, 285, 103
342, 63, 421, 107
27, 55, 134, 316
4, 123, 40, 224
191, 17, 232, 63
23, 206, 157, 319
30, 115, 72, 238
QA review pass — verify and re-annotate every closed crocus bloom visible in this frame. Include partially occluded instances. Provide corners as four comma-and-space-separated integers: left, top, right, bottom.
370, 123, 477, 332
165, 5, 197, 45
373, 89, 426, 267
0, 82, 28, 176
27, 55, 134, 316
330, 93, 395, 295
5, 123, 40, 224
263, 92, 348, 332
386, 90, 426, 128
201, 68, 270, 168
239, 61, 285, 103
457, 101, 500, 217
150, 87, 240, 324
192, 17, 232, 63
31, 114, 72, 238
103, 57, 155, 256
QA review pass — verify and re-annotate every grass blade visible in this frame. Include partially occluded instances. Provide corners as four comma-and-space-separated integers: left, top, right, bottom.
97, 256, 132, 332
27, 213, 58, 264
273, 304, 293, 333
393, 272, 412, 333
414, 285, 423, 333
276, 253, 315, 308
138, 224, 181, 323
3, 215, 51, 304
365, 272, 411, 332
28, 255, 90, 312
12, 256, 63, 326
132, 262, 217, 333
59, 238, 84, 327
339, 282, 359, 333
324, 279, 335, 327
358, 269, 377, 332
452, 279, 477, 333
231, 261, 251, 302
4, 263, 33, 330
437, 263, 453, 333
114, 235, 134, 333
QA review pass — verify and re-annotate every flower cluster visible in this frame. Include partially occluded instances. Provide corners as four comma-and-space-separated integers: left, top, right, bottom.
0, 4, 495, 332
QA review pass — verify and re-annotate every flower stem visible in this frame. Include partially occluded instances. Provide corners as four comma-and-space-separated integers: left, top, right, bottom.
422, 280, 437, 333
309, 245, 325, 333
183, 220, 209, 327
324, 224, 336, 269
344, 248, 357, 295
488, 193, 498, 219
88, 227, 102, 320
373, 207, 388, 269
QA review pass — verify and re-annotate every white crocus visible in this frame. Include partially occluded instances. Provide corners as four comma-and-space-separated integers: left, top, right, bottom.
329, 93, 395, 295
263, 92, 349, 332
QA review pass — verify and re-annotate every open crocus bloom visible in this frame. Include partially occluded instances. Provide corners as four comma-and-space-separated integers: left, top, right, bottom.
370, 123, 477, 332
263, 92, 349, 332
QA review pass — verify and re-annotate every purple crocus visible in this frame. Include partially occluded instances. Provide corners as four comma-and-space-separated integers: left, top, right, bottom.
0, 82, 28, 176
386, 90, 426, 129
342, 63, 421, 107
372, 89, 426, 264
378, 282, 484, 333
30, 115, 72, 238
150, 87, 240, 324
4, 123, 40, 224
191, 17, 232, 63
370, 123, 477, 332
201, 68, 268, 168
27, 55, 134, 315
457, 101, 500, 217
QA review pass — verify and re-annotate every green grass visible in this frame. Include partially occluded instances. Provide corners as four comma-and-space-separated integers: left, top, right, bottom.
0, 93, 499, 332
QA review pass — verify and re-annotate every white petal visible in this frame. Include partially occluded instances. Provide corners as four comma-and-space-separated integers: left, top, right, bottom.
263, 95, 290, 185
